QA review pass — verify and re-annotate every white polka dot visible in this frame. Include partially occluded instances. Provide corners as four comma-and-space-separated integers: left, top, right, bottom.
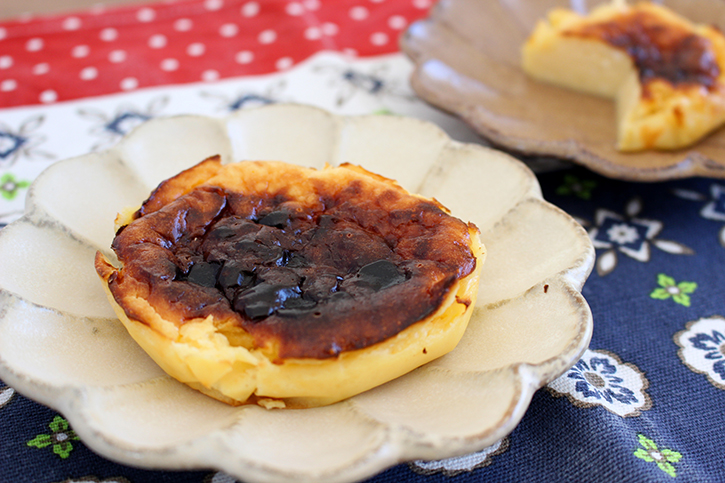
205, 0, 223, 10
276, 57, 293, 70
33, 63, 50, 75
343, 48, 358, 57
63, 16, 82, 30
18, 12, 34, 23
90, 4, 106, 14
0, 56, 12, 69
0, 27, 7, 40
187, 43, 205, 56
304, 27, 322, 40
72, 44, 90, 58
174, 18, 193, 31
412, 0, 432, 8
235, 50, 254, 64
100, 28, 118, 41
258, 29, 277, 44
120, 77, 138, 90
148, 34, 167, 49
1, 79, 17, 92
219, 23, 238, 37
241, 2, 260, 17
370, 32, 389, 46
349, 6, 368, 21
286, 2, 304, 15
137, 7, 156, 22
108, 49, 127, 63
303, 0, 320, 10
26, 38, 44, 52
160, 58, 179, 71
321, 22, 338, 36
202, 69, 219, 81
370, 0, 385, 3
79, 66, 98, 80
388, 15, 407, 29
39, 89, 57, 103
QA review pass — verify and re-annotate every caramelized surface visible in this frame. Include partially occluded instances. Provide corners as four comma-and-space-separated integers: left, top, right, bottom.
105, 158, 478, 360
565, 10, 720, 90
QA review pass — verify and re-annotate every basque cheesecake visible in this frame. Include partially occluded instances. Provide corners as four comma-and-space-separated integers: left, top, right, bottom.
522, 1, 725, 151
95, 156, 484, 408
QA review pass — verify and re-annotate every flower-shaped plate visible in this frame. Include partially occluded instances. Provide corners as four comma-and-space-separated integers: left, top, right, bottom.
400, 0, 725, 182
0, 104, 594, 483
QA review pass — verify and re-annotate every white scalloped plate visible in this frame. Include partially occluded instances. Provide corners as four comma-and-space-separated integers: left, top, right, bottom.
0, 104, 594, 483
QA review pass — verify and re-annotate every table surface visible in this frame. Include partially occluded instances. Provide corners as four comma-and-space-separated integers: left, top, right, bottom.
1, 1, 725, 482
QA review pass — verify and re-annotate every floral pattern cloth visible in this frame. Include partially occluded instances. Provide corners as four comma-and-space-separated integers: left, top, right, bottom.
1, 0, 725, 482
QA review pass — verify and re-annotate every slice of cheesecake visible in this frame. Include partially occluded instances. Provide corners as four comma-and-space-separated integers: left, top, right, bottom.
522, 1, 725, 151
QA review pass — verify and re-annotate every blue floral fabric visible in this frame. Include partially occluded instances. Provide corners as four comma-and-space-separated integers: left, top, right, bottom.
2, 163, 725, 482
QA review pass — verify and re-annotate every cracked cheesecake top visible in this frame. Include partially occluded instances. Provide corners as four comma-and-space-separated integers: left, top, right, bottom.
99, 156, 479, 361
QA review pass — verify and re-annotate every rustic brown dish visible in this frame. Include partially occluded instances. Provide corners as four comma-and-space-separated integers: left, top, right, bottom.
400, 0, 725, 181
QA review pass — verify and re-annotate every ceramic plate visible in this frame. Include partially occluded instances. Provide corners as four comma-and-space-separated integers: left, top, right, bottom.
400, 0, 725, 181
0, 104, 594, 483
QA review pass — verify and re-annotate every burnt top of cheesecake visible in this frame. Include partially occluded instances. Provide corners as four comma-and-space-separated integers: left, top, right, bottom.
103, 157, 478, 360
565, 10, 721, 90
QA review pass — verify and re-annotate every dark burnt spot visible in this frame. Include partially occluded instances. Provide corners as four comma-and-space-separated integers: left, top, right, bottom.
355, 260, 406, 291
258, 211, 290, 228
234, 283, 302, 320
208, 225, 237, 239
216, 262, 255, 299
544, 284, 549, 293
185, 261, 221, 287
284, 252, 308, 268
277, 297, 318, 317
108, 162, 477, 360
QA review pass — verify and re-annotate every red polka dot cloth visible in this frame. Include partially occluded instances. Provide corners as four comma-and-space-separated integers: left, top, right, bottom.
0, 0, 433, 107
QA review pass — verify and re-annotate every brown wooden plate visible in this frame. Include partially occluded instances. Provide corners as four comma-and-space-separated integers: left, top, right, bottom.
400, 0, 725, 181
